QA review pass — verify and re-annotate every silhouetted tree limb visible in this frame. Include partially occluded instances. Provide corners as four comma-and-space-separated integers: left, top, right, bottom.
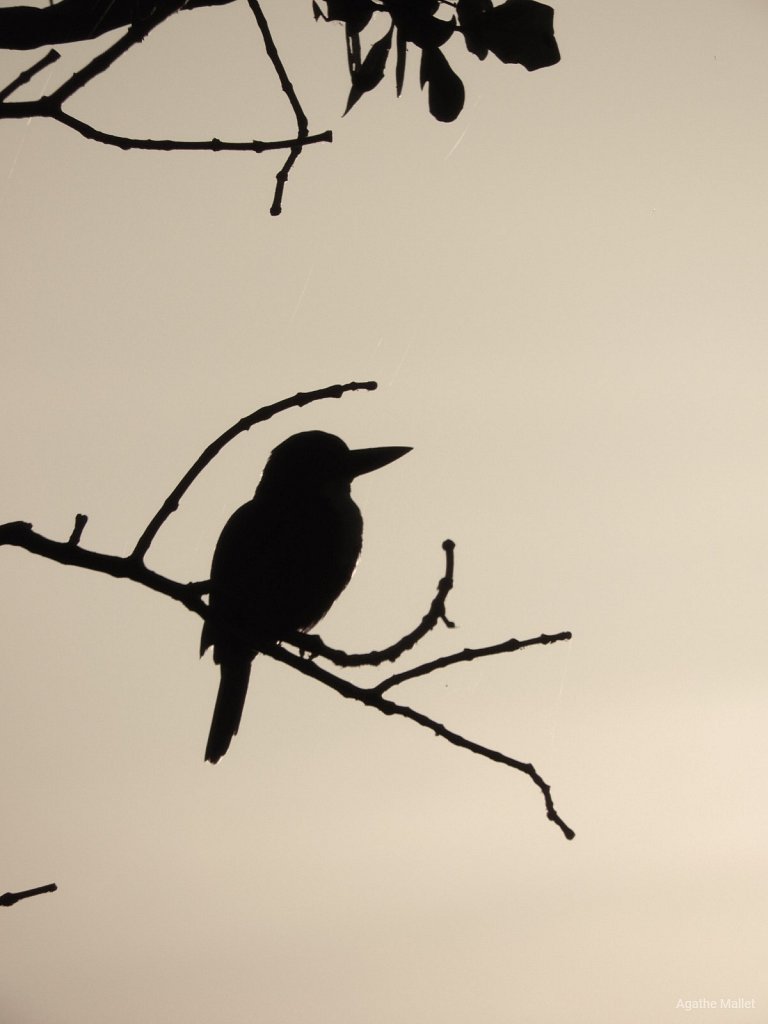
245, 0, 309, 214
0, 381, 574, 839
289, 537, 456, 666
268, 642, 574, 840
0, 0, 233, 49
373, 629, 572, 693
1, 883, 58, 907
0, 47, 59, 101
0, 0, 559, 211
0, 0, 331, 214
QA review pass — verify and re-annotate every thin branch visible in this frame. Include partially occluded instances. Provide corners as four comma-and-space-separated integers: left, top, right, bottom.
48, 1, 187, 106
0, 48, 59, 102
0, 101, 331, 153
267, 643, 575, 840
288, 538, 456, 666
373, 630, 573, 694
246, 0, 311, 213
270, 143, 302, 216
246, 0, 309, 136
56, 109, 331, 154
1, 883, 58, 907
132, 380, 377, 562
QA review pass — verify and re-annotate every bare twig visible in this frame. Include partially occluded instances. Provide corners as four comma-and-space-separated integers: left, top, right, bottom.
132, 380, 377, 562
1, 883, 58, 907
267, 643, 575, 840
0, 48, 59, 102
68, 513, 88, 545
246, 0, 311, 214
50, 110, 332, 155
288, 538, 456, 666
48, 1, 186, 106
246, 0, 309, 136
373, 630, 573, 694
270, 144, 303, 216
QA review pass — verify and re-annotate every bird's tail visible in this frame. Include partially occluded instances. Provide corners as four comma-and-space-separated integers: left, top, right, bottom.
205, 657, 252, 764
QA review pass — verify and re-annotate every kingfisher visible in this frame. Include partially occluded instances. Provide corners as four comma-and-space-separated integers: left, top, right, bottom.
201, 430, 411, 763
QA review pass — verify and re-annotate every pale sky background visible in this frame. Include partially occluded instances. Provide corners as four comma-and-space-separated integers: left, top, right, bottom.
2, 0, 767, 1021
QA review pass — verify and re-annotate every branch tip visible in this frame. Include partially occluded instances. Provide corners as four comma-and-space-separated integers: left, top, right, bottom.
68, 513, 88, 545
131, 381, 378, 561
0, 882, 58, 907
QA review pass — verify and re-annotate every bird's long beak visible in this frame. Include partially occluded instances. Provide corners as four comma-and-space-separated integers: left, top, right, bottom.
348, 445, 412, 477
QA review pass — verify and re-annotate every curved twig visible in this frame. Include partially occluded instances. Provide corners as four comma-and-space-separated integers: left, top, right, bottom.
132, 380, 377, 561
287, 538, 455, 666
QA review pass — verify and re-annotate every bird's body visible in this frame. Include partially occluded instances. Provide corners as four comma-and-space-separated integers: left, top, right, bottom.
201, 431, 410, 763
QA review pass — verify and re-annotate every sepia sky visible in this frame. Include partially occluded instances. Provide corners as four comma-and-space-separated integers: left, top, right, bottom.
1, 0, 767, 1021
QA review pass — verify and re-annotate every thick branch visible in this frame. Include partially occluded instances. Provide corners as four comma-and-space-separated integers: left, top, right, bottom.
47, 0, 187, 106
132, 380, 377, 561
0, 0, 234, 50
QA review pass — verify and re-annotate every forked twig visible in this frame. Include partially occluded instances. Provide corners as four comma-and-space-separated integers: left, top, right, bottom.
0, 0, 331, 214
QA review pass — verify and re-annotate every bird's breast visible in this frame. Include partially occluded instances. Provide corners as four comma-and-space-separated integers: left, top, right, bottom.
207, 489, 364, 650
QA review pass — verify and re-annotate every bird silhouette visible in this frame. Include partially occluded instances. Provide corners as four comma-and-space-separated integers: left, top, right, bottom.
201, 430, 411, 763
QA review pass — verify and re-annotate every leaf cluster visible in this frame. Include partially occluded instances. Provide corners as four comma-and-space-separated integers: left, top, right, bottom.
313, 0, 559, 122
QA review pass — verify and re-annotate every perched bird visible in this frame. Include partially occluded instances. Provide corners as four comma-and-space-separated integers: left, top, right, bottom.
201, 430, 411, 763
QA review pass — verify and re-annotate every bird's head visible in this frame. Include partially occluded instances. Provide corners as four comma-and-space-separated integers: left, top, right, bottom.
262, 431, 411, 492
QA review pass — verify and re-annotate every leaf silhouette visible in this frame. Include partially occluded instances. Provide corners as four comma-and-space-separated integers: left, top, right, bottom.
395, 28, 407, 96
460, 0, 559, 71
389, 0, 455, 49
325, 0, 375, 34
344, 24, 394, 114
419, 47, 465, 122
456, 0, 492, 59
